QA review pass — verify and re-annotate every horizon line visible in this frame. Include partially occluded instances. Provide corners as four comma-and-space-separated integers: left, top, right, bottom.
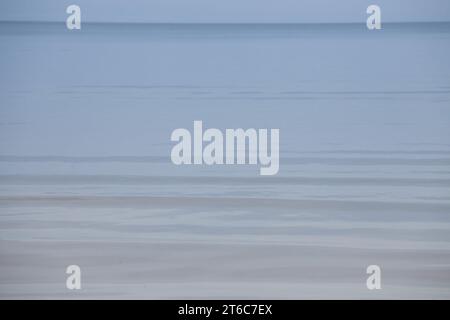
1, 19, 450, 25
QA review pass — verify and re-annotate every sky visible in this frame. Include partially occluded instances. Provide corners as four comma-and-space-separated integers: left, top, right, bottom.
0, 0, 449, 23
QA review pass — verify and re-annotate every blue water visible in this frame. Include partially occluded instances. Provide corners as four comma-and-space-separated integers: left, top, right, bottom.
0, 22, 450, 298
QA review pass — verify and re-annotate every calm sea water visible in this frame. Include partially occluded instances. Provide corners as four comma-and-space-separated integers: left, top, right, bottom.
0, 22, 450, 298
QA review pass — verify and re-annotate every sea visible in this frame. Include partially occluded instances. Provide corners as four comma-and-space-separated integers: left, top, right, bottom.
0, 21, 450, 298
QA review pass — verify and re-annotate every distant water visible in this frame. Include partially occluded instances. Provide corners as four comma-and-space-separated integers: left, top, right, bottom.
0, 22, 450, 298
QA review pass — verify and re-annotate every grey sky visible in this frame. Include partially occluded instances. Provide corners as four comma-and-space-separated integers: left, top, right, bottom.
0, 0, 449, 23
